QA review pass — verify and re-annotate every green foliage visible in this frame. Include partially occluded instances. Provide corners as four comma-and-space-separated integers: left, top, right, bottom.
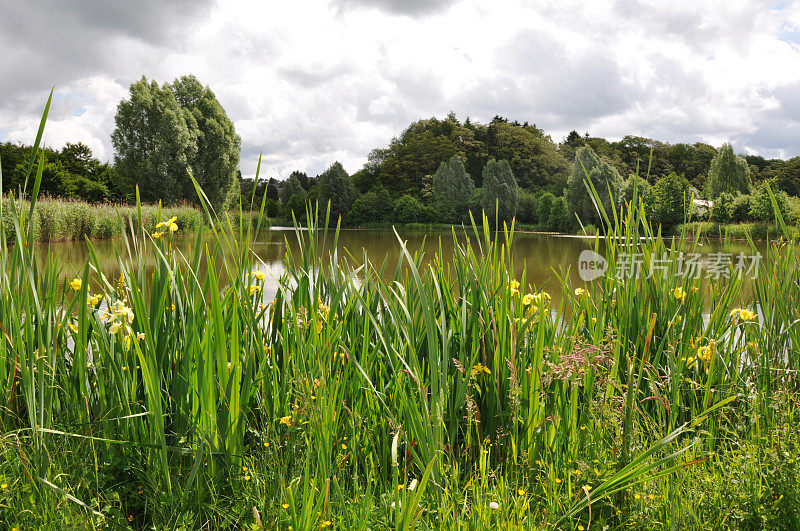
516, 190, 539, 224
112, 75, 240, 212
487, 121, 568, 190
372, 115, 486, 194
0, 196, 202, 242
537, 192, 556, 225
283, 189, 308, 223
392, 194, 430, 224
707, 143, 751, 199
1, 142, 121, 202
347, 185, 393, 225
280, 174, 304, 207
621, 175, 655, 218
112, 76, 196, 206
750, 181, 792, 223
542, 195, 572, 232
732, 194, 753, 222
710, 192, 735, 223
4, 103, 800, 527
566, 146, 622, 227
481, 159, 518, 225
652, 172, 692, 231
432, 155, 475, 223
171, 75, 241, 212
317, 162, 355, 223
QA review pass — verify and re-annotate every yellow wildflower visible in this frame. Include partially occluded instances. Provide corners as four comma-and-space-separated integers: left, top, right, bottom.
671, 287, 686, 300
253, 270, 265, 281
249, 285, 261, 296
244, 475, 250, 481
697, 340, 716, 364
280, 415, 292, 426
739, 309, 757, 321
522, 293, 535, 305
68, 323, 79, 333
471, 363, 491, 376
282, 503, 289, 509
157, 216, 178, 233
574, 287, 587, 296
510, 279, 520, 296
70, 278, 82, 291
151, 231, 164, 239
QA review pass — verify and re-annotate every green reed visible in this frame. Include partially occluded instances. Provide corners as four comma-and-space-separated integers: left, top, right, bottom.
0, 95, 798, 529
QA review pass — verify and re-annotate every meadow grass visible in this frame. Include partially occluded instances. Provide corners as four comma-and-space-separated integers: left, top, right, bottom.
0, 95, 798, 529
678, 220, 799, 240
0, 196, 204, 243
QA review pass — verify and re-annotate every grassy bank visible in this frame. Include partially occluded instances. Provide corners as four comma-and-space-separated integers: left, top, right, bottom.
677, 220, 800, 240
0, 196, 273, 243
0, 196, 203, 243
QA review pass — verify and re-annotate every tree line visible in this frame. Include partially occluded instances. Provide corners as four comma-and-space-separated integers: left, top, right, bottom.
3, 75, 800, 232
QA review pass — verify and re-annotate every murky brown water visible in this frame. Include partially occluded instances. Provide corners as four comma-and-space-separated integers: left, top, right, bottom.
37, 227, 764, 305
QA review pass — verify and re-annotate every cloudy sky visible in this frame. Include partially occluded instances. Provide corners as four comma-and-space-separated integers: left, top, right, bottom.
2, 0, 800, 180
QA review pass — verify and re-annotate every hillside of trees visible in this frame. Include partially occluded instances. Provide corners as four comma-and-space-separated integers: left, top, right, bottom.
4, 77, 800, 233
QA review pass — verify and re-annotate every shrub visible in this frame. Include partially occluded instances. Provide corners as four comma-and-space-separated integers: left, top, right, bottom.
710, 192, 734, 223
516, 190, 539, 224
731, 194, 752, 222
347, 185, 393, 225
284, 190, 309, 224
538, 192, 556, 226
393, 195, 426, 224
545, 195, 573, 233
652, 172, 692, 232
621, 176, 654, 218
750, 181, 792, 223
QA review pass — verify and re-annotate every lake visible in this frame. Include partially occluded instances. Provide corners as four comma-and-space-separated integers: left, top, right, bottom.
37, 227, 764, 305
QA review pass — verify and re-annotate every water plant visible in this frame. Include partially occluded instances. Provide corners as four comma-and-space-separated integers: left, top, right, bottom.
0, 94, 797, 529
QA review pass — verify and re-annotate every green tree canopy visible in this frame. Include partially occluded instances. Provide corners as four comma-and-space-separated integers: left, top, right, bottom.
432, 155, 475, 223
482, 159, 518, 225
652, 172, 692, 231
318, 161, 356, 222
485, 121, 567, 191
112, 75, 241, 212
280, 174, 304, 206
707, 143, 751, 198
171, 75, 241, 211
566, 146, 622, 227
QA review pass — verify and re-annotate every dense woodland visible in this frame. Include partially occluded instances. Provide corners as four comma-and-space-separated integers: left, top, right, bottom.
4, 77, 800, 233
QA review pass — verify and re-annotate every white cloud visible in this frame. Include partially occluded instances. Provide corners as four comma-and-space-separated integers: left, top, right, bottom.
2, 0, 800, 181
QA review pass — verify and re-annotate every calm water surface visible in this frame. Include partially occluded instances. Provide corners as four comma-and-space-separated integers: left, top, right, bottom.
37, 228, 764, 305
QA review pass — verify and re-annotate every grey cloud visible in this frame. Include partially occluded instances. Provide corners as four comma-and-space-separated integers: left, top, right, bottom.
280, 64, 354, 89
331, 0, 457, 16
0, 0, 214, 106
733, 118, 800, 158
461, 29, 636, 130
